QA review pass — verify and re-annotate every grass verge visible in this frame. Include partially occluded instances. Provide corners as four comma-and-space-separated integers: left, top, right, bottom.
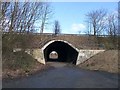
2, 51, 51, 80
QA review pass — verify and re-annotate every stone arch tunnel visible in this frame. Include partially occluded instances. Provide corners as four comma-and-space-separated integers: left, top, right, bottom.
13, 35, 105, 65
42, 40, 79, 65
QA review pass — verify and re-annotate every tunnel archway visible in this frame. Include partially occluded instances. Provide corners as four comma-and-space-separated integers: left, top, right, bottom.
42, 40, 79, 65
49, 51, 58, 60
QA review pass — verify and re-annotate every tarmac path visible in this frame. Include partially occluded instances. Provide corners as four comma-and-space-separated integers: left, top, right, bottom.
2, 62, 118, 88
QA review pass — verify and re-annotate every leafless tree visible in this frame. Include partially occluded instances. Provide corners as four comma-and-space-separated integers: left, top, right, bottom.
106, 12, 118, 47
118, 2, 120, 36
85, 20, 92, 35
53, 20, 61, 35
107, 13, 118, 36
1, 1, 44, 33
1, 2, 10, 32
40, 3, 53, 33
86, 9, 107, 36
18, 2, 43, 33
1, 1, 47, 52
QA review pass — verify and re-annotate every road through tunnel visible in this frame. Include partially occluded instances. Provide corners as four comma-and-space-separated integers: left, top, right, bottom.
43, 40, 79, 65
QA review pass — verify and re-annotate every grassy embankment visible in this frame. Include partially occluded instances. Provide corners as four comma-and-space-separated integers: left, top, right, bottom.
2, 51, 51, 79
2, 34, 51, 80
78, 50, 119, 73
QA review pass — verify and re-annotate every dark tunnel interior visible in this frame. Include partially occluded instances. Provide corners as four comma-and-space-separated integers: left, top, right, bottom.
44, 41, 79, 64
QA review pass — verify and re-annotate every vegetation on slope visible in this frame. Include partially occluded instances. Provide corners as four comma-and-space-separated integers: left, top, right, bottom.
78, 50, 119, 73
2, 51, 53, 80
3, 51, 36, 71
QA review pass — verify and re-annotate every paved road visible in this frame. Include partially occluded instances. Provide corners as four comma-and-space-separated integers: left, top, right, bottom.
3, 62, 118, 88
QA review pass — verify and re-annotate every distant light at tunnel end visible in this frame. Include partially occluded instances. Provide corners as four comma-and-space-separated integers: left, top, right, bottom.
51, 51, 57, 54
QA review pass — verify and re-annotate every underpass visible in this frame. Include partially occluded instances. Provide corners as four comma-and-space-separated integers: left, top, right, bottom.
3, 34, 118, 88
43, 41, 78, 64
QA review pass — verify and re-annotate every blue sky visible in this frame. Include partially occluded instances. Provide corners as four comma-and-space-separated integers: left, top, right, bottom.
43, 2, 118, 34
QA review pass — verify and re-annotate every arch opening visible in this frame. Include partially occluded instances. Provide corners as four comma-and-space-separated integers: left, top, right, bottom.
43, 40, 79, 64
49, 51, 58, 60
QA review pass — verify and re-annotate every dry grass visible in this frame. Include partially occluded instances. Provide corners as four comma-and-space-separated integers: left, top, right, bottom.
78, 50, 119, 73
2, 62, 51, 80
2, 51, 52, 80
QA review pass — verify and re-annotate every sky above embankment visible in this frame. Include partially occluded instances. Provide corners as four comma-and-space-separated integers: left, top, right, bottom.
43, 1, 118, 34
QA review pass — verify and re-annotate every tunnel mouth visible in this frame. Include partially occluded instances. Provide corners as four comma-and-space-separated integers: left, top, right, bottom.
43, 40, 79, 65
49, 51, 59, 61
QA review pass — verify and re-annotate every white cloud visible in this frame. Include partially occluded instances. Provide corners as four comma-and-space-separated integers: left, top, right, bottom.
71, 23, 86, 34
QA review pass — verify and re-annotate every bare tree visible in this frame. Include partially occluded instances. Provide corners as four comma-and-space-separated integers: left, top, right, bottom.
1, 2, 10, 32
107, 13, 118, 37
1, 1, 45, 52
118, 2, 120, 36
53, 20, 61, 35
1, 2, 44, 33
40, 3, 53, 33
106, 12, 118, 48
85, 20, 92, 35
86, 9, 107, 36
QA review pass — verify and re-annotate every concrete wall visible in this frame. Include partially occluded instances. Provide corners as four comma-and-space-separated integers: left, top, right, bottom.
76, 50, 105, 65
13, 48, 105, 65
31, 49, 45, 64
13, 48, 45, 64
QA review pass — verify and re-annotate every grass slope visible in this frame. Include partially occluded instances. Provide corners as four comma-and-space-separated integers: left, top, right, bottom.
2, 51, 50, 80
78, 50, 119, 73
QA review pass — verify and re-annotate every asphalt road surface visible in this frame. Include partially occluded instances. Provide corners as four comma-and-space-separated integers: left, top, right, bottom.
2, 62, 118, 88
